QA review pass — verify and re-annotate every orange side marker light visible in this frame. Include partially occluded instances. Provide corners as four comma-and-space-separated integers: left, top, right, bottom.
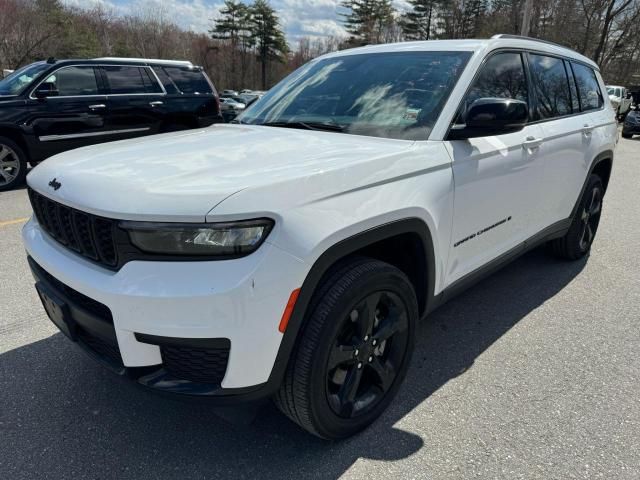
278, 288, 301, 333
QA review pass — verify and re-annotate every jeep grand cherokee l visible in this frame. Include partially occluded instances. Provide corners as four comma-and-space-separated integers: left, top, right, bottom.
0, 57, 222, 191
23, 35, 617, 439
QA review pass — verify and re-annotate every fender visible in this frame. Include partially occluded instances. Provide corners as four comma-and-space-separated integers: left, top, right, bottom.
264, 217, 437, 393
570, 149, 614, 219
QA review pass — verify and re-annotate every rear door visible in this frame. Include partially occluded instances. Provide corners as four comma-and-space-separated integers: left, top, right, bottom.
532, 57, 605, 224
444, 51, 546, 285
28, 65, 109, 159
101, 65, 166, 140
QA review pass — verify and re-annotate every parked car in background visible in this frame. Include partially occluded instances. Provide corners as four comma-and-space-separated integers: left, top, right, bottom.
220, 97, 246, 109
606, 85, 632, 119
0, 57, 222, 191
23, 35, 616, 439
239, 92, 264, 106
622, 109, 640, 138
1, 69, 14, 79
222, 89, 239, 97
219, 97, 246, 122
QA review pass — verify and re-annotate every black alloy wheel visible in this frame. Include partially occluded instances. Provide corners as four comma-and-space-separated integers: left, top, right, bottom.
550, 174, 604, 260
326, 290, 409, 419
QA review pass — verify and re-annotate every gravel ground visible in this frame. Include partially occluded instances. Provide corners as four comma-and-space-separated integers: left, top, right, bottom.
0, 138, 638, 479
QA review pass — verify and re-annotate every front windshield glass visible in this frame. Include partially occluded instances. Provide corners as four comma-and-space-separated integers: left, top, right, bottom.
0, 62, 50, 96
238, 51, 472, 141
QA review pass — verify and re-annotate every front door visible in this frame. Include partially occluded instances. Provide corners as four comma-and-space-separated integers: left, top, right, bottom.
444, 51, 546, 285
29, 66, 110, 159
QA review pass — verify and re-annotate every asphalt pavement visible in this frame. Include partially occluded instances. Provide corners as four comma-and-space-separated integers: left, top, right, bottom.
0, 138, 638, 479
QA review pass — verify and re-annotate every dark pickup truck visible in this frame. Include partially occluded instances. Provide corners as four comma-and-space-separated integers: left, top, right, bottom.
0, 57, 222, 190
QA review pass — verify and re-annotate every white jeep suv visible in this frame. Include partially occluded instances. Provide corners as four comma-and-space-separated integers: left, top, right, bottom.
23, 35, 617, 439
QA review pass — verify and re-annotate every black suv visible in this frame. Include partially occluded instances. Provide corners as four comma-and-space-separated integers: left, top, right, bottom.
0, 57, 222, 191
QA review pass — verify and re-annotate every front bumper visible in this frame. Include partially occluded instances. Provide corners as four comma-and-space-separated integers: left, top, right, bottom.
622, 123, 640, 135
23, 218, 306, 399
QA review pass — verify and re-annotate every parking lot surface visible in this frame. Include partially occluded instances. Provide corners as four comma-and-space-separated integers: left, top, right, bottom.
1, 138, 639, 479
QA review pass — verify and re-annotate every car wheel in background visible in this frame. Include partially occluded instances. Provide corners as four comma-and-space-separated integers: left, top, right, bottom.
0, 136, 28, 192
275, 258, 418, 439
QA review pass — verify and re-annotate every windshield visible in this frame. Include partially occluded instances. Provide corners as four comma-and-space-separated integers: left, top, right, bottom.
237, 51, 472, 141
0, 62, 50, 96
606, 87, 622, 97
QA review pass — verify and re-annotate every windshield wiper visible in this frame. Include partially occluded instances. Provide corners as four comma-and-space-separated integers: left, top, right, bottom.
261, 121, 345, 133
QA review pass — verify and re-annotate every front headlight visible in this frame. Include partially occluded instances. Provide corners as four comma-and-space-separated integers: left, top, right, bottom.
120, 218, 274, 257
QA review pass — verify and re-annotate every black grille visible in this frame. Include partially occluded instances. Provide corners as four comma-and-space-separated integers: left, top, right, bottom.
28, 188, 118, 268
161, 345, 230, 385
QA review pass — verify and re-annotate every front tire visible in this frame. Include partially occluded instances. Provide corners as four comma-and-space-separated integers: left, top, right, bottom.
275, 258, 418, 439
550, 174, 604, 260
0, 136, 28, 192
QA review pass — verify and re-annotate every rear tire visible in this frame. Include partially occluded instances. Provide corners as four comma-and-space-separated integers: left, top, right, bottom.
0, 136, 27, 192
550, 174, 604, 260
274, 258, 418, 439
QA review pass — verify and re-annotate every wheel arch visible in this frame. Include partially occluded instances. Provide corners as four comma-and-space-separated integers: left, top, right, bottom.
266, 217, 436, 392
571, 150, 613, 219
0, 125, 30, 159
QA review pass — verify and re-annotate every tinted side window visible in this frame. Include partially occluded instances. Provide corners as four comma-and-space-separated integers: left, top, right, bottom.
162, 67, 213, 95
151, 67, 179, 94
571, 63, 603, 111
466, 52, 528, 106
529, 54, 572, 118
103, 66, 162, 94
43, 66, 99, 96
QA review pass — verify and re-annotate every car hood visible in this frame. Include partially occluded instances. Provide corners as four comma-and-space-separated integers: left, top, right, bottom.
27, 124, 419, 222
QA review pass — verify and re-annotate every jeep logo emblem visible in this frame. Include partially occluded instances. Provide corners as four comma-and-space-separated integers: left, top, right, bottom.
48, 178, 61, 191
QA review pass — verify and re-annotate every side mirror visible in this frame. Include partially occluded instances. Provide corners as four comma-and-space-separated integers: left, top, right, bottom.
448, 98, 528, 140
34, 83, 59, 99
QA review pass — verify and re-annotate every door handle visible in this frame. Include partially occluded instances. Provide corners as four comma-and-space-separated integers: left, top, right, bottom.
88, 104, 106, 110
582, 124, 595, 135
522, 136, 543, 150
149, 101, 164, 106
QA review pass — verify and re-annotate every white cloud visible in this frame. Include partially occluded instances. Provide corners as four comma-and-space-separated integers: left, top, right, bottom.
63, 0, 411, 43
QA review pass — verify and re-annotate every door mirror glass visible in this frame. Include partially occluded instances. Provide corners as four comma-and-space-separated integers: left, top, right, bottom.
34, 82, 59, 99
449, 98, 528, 139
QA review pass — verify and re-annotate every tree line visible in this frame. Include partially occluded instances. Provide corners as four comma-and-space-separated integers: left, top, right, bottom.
1, 0, 639, 90
0, 0, 294, 90
341, 0, 640, 85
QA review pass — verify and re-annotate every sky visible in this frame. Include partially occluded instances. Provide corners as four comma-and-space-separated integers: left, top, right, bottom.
62, 0, 410, 44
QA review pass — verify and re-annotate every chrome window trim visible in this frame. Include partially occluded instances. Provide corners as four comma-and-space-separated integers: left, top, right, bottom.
29, 64, 167, 99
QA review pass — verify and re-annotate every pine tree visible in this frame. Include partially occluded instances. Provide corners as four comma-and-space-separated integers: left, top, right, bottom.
401, 0, 442, 40
211, 0, 253, 88
341, 0, 395, 45
249, 0, 288, 90
462, 0, 488, 37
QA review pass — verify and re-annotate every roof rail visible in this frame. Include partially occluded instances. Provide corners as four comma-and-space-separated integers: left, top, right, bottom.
93, 57, 194, 67
491, 34, 568, 50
